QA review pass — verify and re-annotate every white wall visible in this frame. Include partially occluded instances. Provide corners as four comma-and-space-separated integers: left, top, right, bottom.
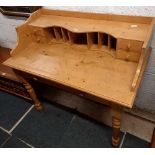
0, 14, 25, 48
0, 6, 155, 113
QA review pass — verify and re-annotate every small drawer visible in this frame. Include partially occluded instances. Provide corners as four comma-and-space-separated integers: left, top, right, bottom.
116, 49, 141, 62
117, 39, 143, 52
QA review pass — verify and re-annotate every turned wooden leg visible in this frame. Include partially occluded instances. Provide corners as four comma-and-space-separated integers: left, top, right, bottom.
112, 116, 121, 147
150, 128, 155, 148
111, 105, 123, 147
18, 75, 43, 111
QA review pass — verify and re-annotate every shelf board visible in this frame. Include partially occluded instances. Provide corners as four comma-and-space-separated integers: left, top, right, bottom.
28, 14, 150, 42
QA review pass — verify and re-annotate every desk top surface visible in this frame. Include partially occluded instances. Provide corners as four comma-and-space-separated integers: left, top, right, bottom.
4, 42, 138, 108
3, 9, 154, 108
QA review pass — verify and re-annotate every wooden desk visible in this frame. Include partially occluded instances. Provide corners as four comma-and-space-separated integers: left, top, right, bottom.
3, 9, 154, 147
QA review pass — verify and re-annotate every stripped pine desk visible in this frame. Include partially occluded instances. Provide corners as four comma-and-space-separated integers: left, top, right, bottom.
3, 9, 154, 147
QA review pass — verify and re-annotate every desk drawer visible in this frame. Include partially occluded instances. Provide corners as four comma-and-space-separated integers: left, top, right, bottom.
117, 39, 143, 52
116, 49, 141, 62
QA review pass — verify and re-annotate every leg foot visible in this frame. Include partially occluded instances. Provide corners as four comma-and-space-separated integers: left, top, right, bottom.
34, 102, 44, 111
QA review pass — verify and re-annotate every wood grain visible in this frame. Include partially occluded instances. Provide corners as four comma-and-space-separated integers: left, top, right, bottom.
28, 14, 149, 41
4, 42, 138, 108
2, 9, 154, 148
3, 9, 154, 108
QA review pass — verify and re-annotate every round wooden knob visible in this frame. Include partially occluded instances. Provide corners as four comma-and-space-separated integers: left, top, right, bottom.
33, 77, 38, 81
126, 53, 130, 61
127, 43, 131, 51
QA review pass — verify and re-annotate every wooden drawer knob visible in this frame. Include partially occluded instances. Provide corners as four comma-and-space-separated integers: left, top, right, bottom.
1, 72, 6, 76
127, 43, 131, 51
33, 77, 38, 81
79, 93, 84, 97
126, 53, 130, 60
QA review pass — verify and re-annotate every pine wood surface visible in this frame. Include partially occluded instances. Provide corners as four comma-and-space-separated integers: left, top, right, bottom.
28, 14, 149, 41
3, 9, 154, 108
3, 42, 138, 108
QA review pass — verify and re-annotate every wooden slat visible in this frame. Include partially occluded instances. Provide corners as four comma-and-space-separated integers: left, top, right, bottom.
50, 27, 55, 39
53, 27, 62, 40
131, 51, 144, 91
108, 35, 111, 50
68, 31, 74, 44
61, 28, 68, 42
41, 9, 152, 24
98, 32, 102, 49
142, 18, 155, 49
131, 48, 151, 91
87, 33, 92, 49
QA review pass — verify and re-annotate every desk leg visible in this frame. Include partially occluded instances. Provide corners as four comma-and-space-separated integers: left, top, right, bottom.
19, 76, 43, 111
111, 105, 123, 147
150, 128, 155, 148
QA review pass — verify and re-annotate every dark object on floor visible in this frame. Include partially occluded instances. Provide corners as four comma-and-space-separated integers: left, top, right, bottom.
122, 133, 149, 148
0, 47, 30, 100
150, 128, 155, 148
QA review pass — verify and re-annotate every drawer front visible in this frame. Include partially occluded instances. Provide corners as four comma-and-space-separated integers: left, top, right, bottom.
116, 49, 141, 62
117, 39, 143, 52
